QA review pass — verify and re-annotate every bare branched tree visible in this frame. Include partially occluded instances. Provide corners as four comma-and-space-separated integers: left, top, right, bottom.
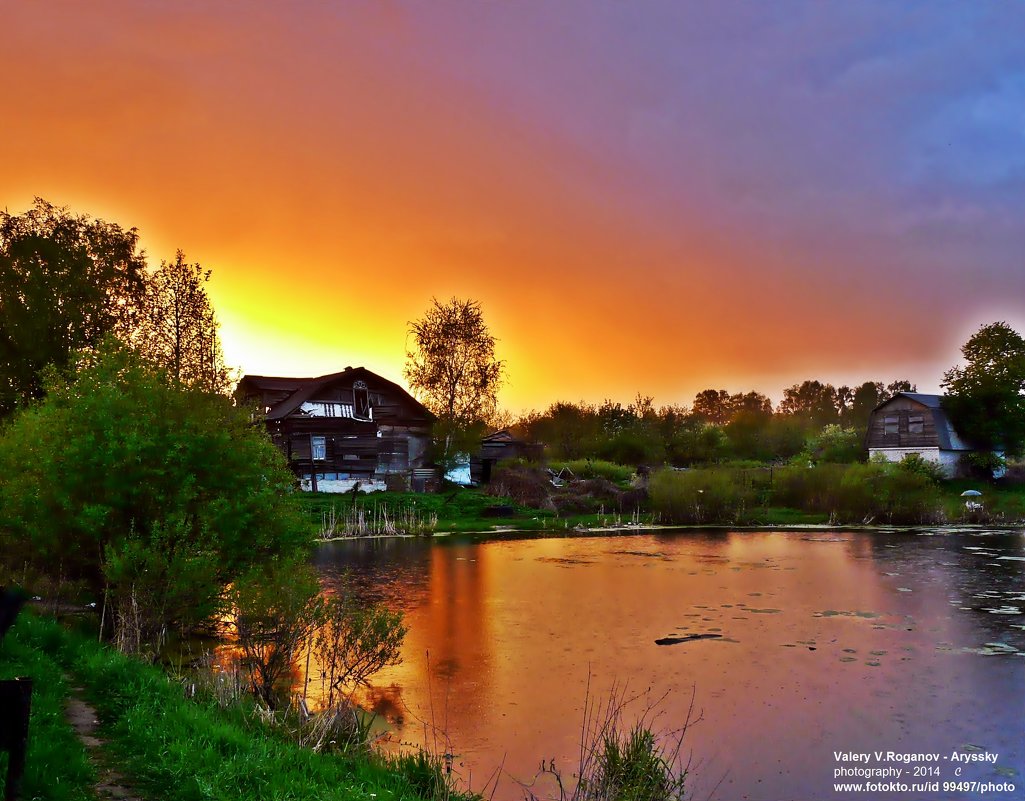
315, 596, 407, 706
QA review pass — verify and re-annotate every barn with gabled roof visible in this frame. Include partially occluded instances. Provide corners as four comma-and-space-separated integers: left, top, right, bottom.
865, 392, 974, 477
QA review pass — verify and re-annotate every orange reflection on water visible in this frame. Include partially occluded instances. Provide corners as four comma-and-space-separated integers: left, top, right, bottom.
310, 531, 1025, 801
209, 530, 1024, 800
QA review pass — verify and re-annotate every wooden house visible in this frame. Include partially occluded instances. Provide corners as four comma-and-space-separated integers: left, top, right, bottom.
236, 368, 434, 492
865, 393, 973, 477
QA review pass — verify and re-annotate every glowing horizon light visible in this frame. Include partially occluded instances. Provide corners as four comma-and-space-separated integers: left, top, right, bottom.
3, 2, 1023, 412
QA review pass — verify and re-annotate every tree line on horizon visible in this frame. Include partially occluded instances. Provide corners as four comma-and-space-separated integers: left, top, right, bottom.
4, 197, 1023, 474
500, 378, 916, 467
402, 302, 1025, 472
398, 299, 921, 467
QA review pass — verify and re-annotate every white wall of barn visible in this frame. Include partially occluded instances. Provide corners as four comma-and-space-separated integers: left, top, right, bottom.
868, 446, 958, 478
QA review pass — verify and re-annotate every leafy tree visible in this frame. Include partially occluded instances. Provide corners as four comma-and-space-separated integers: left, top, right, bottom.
0, 198, 147, 416
942, 321, 1025, 457
666, 420, 729, 466
597, 398, 634, 436
0, 343, 305, 652
405, 297, 504, 459
800, 424, 865, 464
886, 379, 916, 397
763, 415, 810, 461
730, 391, 773, 416
522, 401, 602, 460
691, 389, 733, 424
725, 410, 773, 461
845, 381, 885, 427
135, 250, 232, 394
777, 380, 840, 427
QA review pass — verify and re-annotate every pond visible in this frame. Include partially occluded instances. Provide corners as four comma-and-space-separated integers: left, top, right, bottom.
310, 529, 1025, 801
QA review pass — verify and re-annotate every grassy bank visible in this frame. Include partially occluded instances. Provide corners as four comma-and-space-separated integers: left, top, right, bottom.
295, 464, 1025, 538
1, 614, 477, 801
0, 618, 94, 800
649, 463, 1025, 527
297, 489, 616, 535
297, 487, 833, 535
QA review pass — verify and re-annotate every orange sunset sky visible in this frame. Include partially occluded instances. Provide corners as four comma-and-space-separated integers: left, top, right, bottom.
4, 2, 1024, 412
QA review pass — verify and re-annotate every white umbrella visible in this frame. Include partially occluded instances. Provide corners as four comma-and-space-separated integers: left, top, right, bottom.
960, 490, 983, 497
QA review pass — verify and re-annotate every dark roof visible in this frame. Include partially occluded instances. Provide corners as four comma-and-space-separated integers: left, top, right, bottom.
870, 392, 942, 413
896, 393, 943, 409
236, 367, 433, 423
483, 429, 517, 442
237, 375, 310, 393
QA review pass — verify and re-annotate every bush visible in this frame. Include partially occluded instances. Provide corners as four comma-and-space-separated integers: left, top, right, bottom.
550, 459, 636, 484
772, 464, 849, 512
897, 453, 946, 484
999, 460, 1025, 484
228, 559, 323, 710
564, 685, 689, 801
487, 463, 553, 509
598, 431, 666, 467
772, 462, 944, 524
0, 345, 306, 652
800, 424, 865, 464
648, 468, 757, 524
315, 594, 407, 707
592, 724, 684, 801
961, 450, 1007, 479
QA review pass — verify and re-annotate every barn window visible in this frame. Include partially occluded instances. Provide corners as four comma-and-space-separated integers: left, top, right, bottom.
353, 380, 372, 420
311, 435, 326, 461
908, 415, 924, 434
883, 416, 899, 436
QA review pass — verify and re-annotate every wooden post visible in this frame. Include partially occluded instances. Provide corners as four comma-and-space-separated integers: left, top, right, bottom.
1, 677, 32, 801
307, 434, 319, 493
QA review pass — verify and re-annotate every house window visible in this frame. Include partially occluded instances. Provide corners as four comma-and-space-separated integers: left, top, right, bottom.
353, 380, 372, 420
908, 415, 924, 434
311, 435, 326, 461
883, 416, 899, 436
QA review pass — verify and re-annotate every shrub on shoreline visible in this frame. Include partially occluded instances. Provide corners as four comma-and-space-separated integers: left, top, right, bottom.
651, 462, 945, 525
648, 468, 759, 525
549, 459, 636, 484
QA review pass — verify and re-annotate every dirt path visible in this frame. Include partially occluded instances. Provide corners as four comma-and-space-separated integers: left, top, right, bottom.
65, 687, 142, 801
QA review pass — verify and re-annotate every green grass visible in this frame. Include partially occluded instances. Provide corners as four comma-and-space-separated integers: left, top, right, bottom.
5, 613, 478, 801
298, 489, 571, 534
0, 618, 94, 801
548, 459, 635, 485
746, 507, 831, 526
939, 478, 1025, 524
298, 474, 1025, 537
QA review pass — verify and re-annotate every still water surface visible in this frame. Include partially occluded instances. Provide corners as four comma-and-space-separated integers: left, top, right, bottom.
312, 530, 1024, 801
